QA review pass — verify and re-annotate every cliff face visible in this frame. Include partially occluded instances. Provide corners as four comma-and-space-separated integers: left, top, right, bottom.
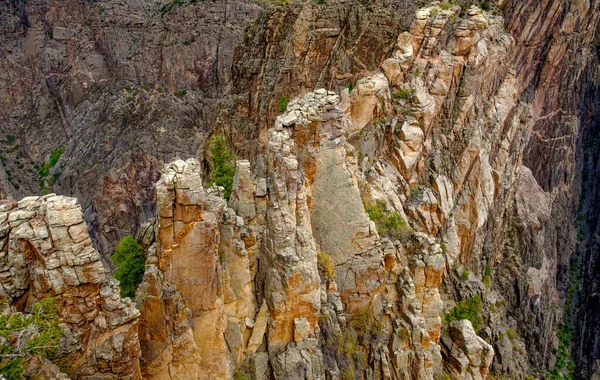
0, 0, 263, 256
0, 195, 140, 379
1, 0, 600, 379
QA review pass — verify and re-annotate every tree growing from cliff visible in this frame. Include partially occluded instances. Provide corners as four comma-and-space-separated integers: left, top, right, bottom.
0, 297, 62, 379
111, 236, 145, 299
208, 134, 236, 200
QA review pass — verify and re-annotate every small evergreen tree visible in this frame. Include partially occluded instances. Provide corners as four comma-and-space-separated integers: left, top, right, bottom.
111, 236, 145, 299
208, 134, 236, 200
278, 94, 288, 113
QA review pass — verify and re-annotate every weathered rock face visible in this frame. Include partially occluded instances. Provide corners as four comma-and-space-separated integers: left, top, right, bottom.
0, 0, 264, 257
0, 195, 141, 379
2, 0, 600, 378
136, 159, 260, 379
442, 320, 494, 379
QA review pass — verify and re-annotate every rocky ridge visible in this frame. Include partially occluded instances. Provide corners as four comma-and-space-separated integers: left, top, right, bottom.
1, 0, 600, 379
0, 195, 141, 379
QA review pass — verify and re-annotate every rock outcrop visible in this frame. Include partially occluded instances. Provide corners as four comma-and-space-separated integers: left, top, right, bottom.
2, 0, 600, 378
136, 159, 260, 379
0, 195, 141, 379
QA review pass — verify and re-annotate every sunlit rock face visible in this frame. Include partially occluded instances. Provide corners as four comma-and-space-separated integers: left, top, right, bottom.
0, 195, 141, 379
2, 0, 600, 378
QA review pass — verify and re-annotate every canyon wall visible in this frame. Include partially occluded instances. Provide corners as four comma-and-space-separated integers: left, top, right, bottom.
1, 0, 600, 379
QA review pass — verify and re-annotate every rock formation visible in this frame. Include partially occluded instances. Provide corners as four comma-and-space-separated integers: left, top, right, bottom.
0, 195, 141, 379
1, 0, 600, 379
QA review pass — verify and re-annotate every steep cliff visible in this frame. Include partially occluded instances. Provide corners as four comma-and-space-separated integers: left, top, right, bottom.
0, 195, 141, 379
2, 0, 600, 379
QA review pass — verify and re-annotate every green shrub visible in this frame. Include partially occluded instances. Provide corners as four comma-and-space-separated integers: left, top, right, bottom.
483, 264, 493, 288
430, 7, 439, 17
346, 82, 354, 92
341, 368, 355, 380
349, 307, 383, 344
0, 135, 15, 145
439, 2, 451, 10
317, 250, 335, 282
38, 148, 64, 179
460, 268, 470, 281
278, 94, 289, 113
445, 295, 483, 330
38, 147, 65, 192
506, 329, 518, 341
160, 0, 185, 16
233, 368, 249, 380
364, 202, 412, 241
208, 134, 236, 200
0, 297, 62, 379
111, 236, 145, 299
323, 307, 381, 378
393, 88, 414, 100
174, 89, 187, 98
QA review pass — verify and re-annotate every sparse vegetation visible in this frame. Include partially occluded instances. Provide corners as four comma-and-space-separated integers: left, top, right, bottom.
0, 135, 15, 145
111, 236, 145, 299
460, 268, 470, 281
317, 250, 335, 282
160, 0, 185, 16
0, 298, 62, 379
393, 88, 415, 100
174, 89, 187, 98
430, 7, 439, 17
233, 368, 249, 380
321, 306, 381, 379
349, 307, 383, 344
444, 295, 483, 330
364, 201, 412, 241
439, 2, 451, 10
551, 257, 581, 379
483, 264, 493, 288
38, 147, 65, 192
208, 134, 236, 200
506, 329, 518, 341
278, 94, 289, 113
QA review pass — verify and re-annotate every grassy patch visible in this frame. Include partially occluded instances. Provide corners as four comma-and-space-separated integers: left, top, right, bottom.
0, 298, 62, 379
483, 264, 493, 288
365, 202, 412, 241
321, 306, 382, 379
393, 88, 414, 100
38, 147, 64, 192
444, 295, 483, 330
460, 268, 470, 281
317, 250, 335, 282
